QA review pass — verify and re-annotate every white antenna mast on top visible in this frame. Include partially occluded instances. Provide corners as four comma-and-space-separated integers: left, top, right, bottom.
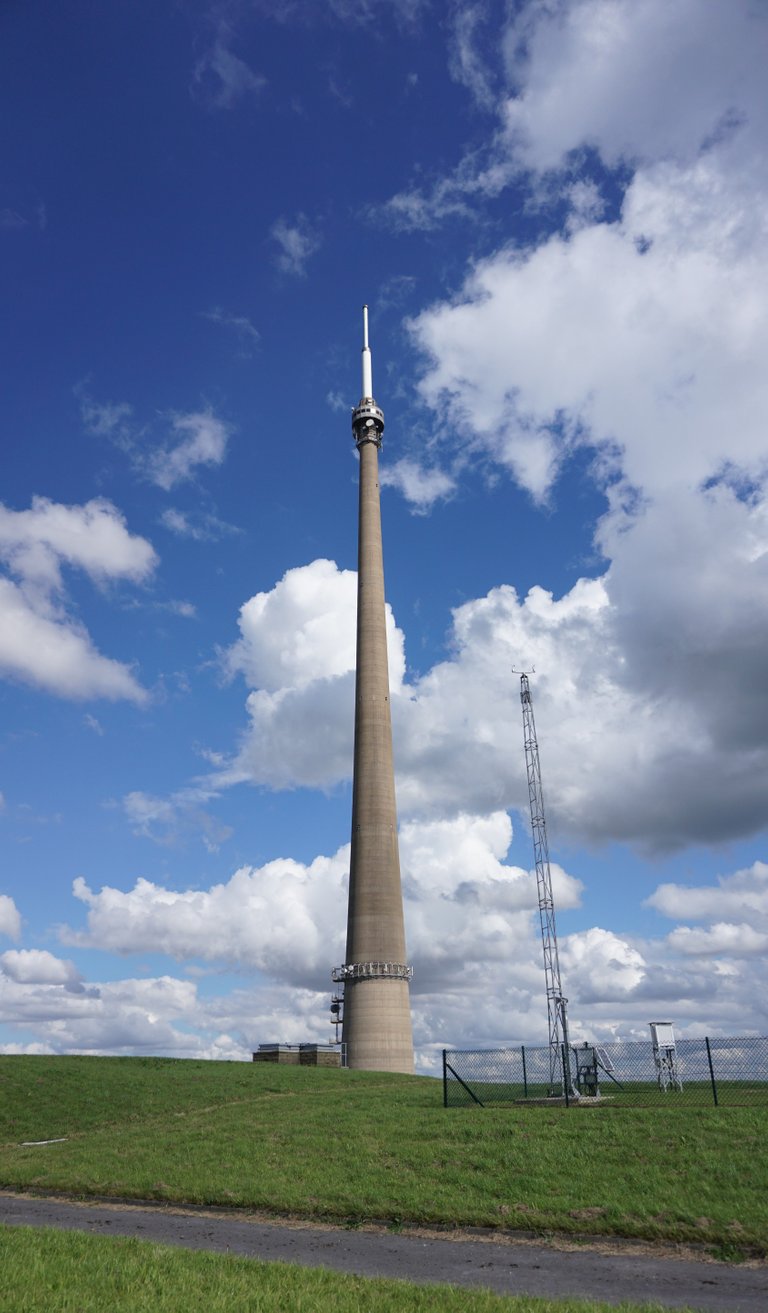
351, 305, 384, 450
361, 304, 373, 399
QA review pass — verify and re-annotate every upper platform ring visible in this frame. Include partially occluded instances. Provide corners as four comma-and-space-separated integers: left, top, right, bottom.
352, 399, 384, 448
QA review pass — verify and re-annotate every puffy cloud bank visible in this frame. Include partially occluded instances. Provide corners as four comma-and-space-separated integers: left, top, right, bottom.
65, 813, 569, 995
171, 5, 764, 860
2, 813, 567, 1059
1, 835, 764, 1061
0, 956, 216, 1057
370, 0, 768, 849
214, 543, 767, 852
649, 861, 768, 967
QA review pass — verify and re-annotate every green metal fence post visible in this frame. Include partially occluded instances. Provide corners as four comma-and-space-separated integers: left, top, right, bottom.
521, 1045, 528, 1098
442, 1049, 448, 1108
561, 1044, 570, 1107
705, 1037, 719, 1106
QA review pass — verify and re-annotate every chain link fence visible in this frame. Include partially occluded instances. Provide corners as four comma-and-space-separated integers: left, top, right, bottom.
443, 1035, 768, 1108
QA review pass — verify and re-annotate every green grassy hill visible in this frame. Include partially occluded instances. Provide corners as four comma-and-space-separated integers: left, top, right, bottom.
0, 1055, 765, 1257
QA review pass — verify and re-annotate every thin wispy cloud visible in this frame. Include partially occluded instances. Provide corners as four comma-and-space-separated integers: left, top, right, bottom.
191, 28, 266, 110
159, 508, 241, 542
78, 390, 135, 452
270, 213, 322, 277
202, 307, 260, 357
325, 390, 347, 413
448, 3, 498, 111
0, 203, 46, 232
160, 599, 197, 619
146, 412, 232, 491
0, 209, 28, 231
79, 388, 234, 492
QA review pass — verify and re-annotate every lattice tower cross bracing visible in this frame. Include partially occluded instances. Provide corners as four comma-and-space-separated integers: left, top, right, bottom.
520, 673, 574, 1095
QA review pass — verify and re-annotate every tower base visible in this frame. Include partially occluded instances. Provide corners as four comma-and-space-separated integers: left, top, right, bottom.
342, 977, 414, 1073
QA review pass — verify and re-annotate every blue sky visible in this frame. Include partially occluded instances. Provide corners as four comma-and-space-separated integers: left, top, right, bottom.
1, 0, 767, 1068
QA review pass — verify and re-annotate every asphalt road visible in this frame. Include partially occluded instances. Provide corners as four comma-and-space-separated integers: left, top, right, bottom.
1, 1193, 766, 1311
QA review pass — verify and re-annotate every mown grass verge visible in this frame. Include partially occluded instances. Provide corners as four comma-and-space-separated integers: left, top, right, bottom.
0, 1225, 695, 1313
0, 1056, 765, 1256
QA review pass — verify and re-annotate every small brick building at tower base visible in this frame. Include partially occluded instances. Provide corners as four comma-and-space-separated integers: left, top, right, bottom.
252, 1043, 341, 1067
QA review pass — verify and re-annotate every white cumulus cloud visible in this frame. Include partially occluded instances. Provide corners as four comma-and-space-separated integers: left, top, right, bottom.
224, 558, 405, 693
647, 861, 768, 924
44, 827, 768, 1055
561, 928, 646, 1003
202, 516, 768, 849
63, 812, 580, 1001
0, 969, 202, 1055
379, 458, 456, 512
502, 0, 768, 174
0, 496, 156, 590
667, 923, 768, 958
0, 497, 156, 703
0, 949, 84, 990
0, 580, 149, 702
367, 2, 768, 856
0, 895, 21, 941
218, 560, 405, 791
410, 170, 768, 503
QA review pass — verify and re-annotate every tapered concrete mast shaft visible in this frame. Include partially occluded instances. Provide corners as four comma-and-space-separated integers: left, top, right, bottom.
335, 306, 414, 1073
347, 439, 407, 962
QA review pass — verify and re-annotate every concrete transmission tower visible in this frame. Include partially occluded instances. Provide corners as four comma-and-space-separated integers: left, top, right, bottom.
519, 673, 575, 1096
332, 307, 414, 1074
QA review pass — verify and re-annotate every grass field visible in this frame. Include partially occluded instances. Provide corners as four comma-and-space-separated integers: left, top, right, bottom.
0, 1225, 694, 1313
445, 1079, 768, 1108
0, 1055, 765, 1258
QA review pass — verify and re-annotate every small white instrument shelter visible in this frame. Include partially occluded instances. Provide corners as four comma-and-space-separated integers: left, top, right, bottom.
650, 1022, 676, 1050
650, 1021, 683, 1093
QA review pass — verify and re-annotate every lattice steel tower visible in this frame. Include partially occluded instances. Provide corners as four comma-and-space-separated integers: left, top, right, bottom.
519, 673, 575, 1096
332, 307, 414, 1074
